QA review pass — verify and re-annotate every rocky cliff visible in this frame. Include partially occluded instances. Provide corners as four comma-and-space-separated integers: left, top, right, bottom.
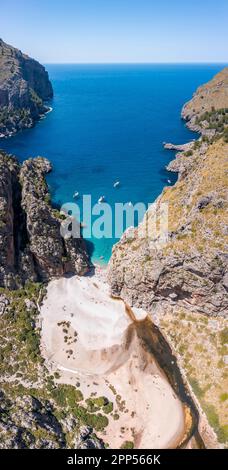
109, 138, 228, 317
0, 39, 53, 137
0, 152, 89, 289
0, 391, 104, 449
182, 67, 228, 136
108, 69, 228, 318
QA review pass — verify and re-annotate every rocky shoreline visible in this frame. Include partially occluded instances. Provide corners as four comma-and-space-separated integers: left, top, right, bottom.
0, 153, 90, 289
0, 39, 53, 138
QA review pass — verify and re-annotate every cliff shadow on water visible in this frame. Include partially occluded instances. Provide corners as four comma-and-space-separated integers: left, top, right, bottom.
124, 304, 205, 449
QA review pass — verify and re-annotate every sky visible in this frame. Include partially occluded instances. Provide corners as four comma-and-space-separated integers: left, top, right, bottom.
1, 0, 228, 63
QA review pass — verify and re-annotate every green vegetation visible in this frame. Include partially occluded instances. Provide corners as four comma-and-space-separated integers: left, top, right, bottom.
202, 403, 228, 443
195, 108, 228, 140
184, 150, 193, 157
196, 107, 228, 125
193, 140, 201, 150
44, 194, 51, 205
83, 413, 109, 432
54, 371, 61, 379
223, 127, 228, 142
86, 396, 108, 412
0, 283, 43, 374
0, 106, 31, 127
219, 393, 228, 403
85, 396, 113, 415
103, 401, 113, 414
219, 328, 228, 346
189, 378, 206, 399
52, 384, 84, 407
29, 88, 43, 106
52, 209, 66, 220
121, 441, 134, 449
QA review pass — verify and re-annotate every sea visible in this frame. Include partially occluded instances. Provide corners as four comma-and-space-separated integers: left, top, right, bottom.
0, 64, 224, 264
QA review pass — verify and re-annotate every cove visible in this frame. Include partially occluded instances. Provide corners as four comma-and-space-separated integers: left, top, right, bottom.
0, 64, 224, 264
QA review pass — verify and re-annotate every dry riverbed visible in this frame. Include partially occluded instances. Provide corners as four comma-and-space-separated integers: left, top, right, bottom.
40, 271, 185, 449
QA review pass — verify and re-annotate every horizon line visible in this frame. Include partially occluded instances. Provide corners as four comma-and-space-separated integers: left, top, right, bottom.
44, 61, 228, 65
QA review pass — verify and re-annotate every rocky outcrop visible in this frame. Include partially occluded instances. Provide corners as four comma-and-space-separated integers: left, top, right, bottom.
166, 68, 228, 176
0, 154, 20, 287
108, 69, 228, 318
0, 391, 104, 449
0, 152, 89, 288
20, 157, 90, 282
0, 39, 53, 137
166, 141, 209, 177
163, 141, 195, 151
181, 67, 228, 133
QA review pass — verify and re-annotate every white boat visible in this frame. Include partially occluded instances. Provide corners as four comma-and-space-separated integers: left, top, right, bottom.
167, 179, 171, 184
98, 196, 105, 204
113, 181, 120, 188
73, 191, 80, 199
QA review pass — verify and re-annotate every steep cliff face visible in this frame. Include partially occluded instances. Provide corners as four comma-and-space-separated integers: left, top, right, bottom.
109, 139, 228, 316
108, 69, 228, 317
0, 39, 53, 137
20, 158, 90, 281
0, 152, 89, 288
0, 154, 19, 287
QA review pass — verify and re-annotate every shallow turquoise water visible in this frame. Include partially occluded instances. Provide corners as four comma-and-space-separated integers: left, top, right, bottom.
0, 64, 224, 263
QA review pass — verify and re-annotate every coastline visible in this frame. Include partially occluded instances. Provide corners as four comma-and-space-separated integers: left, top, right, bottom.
0, 104, 53, 139
0, 59, 227, 449
40, 105, 53, 119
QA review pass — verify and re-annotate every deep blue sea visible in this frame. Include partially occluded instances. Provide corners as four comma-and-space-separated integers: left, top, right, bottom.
0, 64, 224, 263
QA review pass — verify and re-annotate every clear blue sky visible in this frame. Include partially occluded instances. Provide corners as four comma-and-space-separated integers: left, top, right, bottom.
1, 0, 228, 63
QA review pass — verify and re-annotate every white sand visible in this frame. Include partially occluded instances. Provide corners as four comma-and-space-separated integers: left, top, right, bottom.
40, 273, 185, 449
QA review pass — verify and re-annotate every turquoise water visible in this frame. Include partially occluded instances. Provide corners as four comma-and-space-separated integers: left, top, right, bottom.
0, 64, 224, 263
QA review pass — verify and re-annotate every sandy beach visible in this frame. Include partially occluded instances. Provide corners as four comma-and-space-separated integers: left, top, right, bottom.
40, 271, 185, 449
